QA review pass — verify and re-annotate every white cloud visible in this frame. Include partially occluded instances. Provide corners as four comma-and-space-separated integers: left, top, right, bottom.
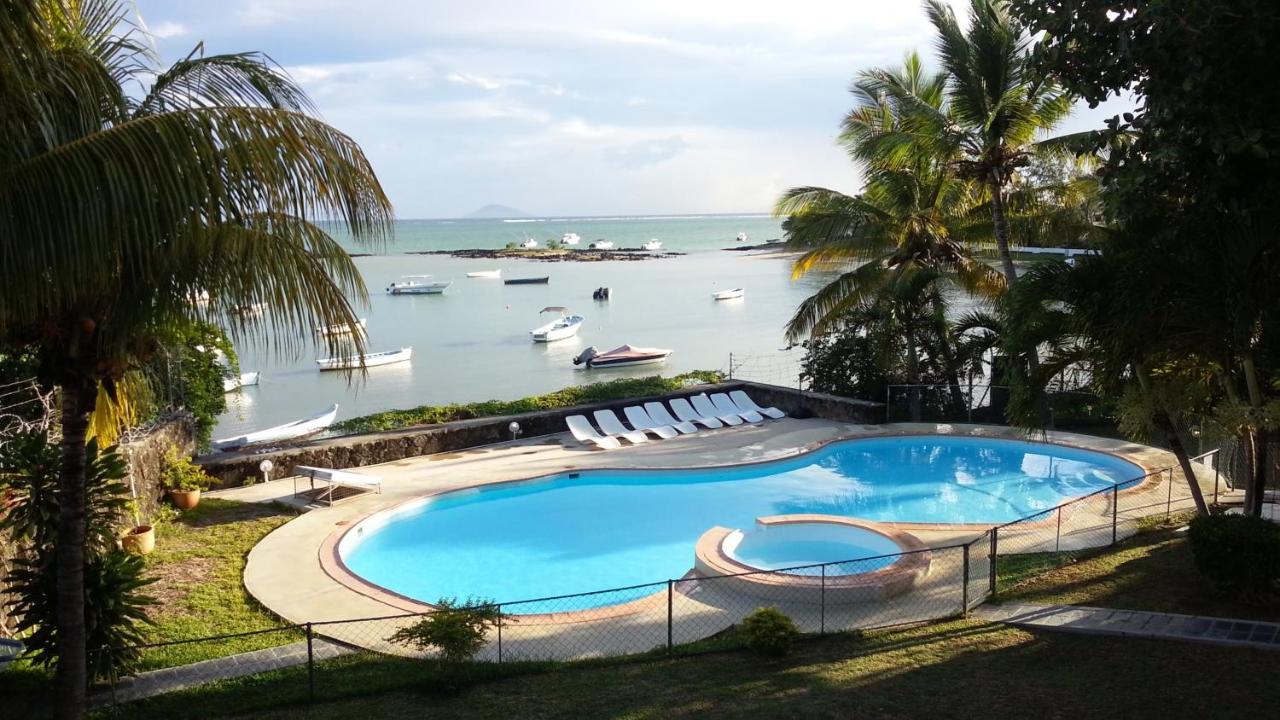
149, 20, 187, 39
446, 72, 502, 91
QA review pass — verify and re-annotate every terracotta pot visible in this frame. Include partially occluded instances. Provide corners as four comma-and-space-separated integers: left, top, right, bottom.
168, 489, 202, 510
120, 525, 155, 555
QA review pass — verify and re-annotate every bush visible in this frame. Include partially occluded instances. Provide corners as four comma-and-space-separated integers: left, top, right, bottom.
387, 598, 502, 664
161, 447, 212, 493
1187, 513, 1280, 602
740, 607, 800, 657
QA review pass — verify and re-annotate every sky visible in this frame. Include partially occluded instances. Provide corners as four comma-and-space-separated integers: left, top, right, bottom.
132, 0, 1132, 219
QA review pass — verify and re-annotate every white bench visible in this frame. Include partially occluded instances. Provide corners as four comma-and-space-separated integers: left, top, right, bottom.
293, 466, 383, 506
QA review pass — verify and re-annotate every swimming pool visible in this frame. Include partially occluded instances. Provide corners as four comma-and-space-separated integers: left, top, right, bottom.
338, 436, 1142, 609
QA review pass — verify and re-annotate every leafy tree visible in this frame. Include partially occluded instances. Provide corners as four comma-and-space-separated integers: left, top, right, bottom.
0, 2, 392, 714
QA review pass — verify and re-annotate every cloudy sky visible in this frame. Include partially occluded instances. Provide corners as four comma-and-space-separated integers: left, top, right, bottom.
133, 1, 1129, 219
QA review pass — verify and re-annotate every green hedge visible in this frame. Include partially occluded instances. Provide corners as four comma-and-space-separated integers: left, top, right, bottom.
331, 371, 724, 434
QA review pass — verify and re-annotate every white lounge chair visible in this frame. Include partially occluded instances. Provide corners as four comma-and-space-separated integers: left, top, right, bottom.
729, 390, 786, 420
565, 415, 623, 450
668, 397, 725, 429
689, 394, 744, 426
294, 466, 383, 506
709, 392, 763, 423
643, 401, 698, 434
623, 406, 680, 439
593, 410, 649, 444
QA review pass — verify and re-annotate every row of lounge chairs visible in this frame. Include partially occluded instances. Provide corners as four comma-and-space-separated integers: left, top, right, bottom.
566, 390, 786, 450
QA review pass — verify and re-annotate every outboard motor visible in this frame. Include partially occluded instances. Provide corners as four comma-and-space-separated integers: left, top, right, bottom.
573, 346, 599, 366
592, 286, 612, 301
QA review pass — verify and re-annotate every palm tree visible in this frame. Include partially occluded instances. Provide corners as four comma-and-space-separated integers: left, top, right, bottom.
0, 3, 392, 716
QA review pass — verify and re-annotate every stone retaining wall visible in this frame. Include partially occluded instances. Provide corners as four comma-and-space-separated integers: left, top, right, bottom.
196, 381, 884, 487
120, 413, 198, 523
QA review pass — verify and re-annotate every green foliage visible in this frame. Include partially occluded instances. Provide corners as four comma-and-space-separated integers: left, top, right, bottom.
504, 241, 519, 250
140, 322, 238, 448
1187, 514, 1280, 603
332, 371, 723, 434
161, 447, 213, 493
739, 607, 800, 658
387, 599, 503, 664
545, 238, 562, 250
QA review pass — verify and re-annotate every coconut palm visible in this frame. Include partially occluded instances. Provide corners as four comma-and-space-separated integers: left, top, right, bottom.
0, 2, 392, 716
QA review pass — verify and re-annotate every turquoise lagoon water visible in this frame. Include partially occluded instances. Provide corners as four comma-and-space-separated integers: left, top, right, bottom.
340, 436, 1142, 608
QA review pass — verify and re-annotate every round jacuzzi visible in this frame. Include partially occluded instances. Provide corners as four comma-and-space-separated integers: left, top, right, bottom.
694, 515, 931, 603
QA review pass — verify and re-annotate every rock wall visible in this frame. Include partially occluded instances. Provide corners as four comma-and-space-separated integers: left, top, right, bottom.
197, 381, 883, 486
119, 412, 198, 523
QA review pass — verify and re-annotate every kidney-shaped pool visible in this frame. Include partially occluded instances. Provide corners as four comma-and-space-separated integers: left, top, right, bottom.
338, 435, 1143, 609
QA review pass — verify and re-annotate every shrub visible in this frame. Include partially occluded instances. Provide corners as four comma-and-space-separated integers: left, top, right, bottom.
161, 447, 213, 493
1187, 513, 1280, 602
740, 607, 800, 657
387, 598, 502, 664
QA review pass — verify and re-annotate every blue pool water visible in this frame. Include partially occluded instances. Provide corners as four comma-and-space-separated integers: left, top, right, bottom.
729, 528, 903, 576
340, 436, 1141, 608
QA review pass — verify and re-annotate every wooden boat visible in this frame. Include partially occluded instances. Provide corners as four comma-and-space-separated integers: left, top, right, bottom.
466, 270, 502, 279
387, 275, 451, 295
573, 345, 672, 369
211, 404, 339, 451
316, 318, 367, 336
504, 276, 550, 285
222, 371, 260, 393
316, 347, 412, 372
530, 307, 585, 343
713, 288, 745, 301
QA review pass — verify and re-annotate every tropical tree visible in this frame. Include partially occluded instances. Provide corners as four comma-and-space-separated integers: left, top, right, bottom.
0, 2, 393, 716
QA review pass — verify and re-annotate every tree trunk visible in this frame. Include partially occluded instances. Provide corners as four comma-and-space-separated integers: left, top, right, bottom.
1162, 416, 1209, 516
988, 181, 1019, 287
55, 381, 95, 720
905, 333, 922, 422
1243, 427, 1271, 516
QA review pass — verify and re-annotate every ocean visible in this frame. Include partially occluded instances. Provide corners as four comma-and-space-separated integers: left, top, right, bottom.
214, 214, 831, 440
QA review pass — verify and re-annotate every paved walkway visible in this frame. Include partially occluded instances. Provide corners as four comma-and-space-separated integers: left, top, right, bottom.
976, 603, 1280, 651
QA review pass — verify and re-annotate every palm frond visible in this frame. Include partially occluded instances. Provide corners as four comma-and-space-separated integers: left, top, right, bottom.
135, 46, 316, 116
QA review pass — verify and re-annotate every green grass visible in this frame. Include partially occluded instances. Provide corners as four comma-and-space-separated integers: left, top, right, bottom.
331, 371, 723, 434
103, 619, 1280, 720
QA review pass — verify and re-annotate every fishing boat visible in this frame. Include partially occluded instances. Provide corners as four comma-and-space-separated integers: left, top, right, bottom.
222, 371, 260, 393
573, 345, 672, 369
736, 232, 748, 242
316, 347, 412, 371
590, 240, 614, 250
530, 307, 585, 343
386, 275, 451, 295
504, 276, 550, 285
316, 318, 367, 336
520, 238, 539, 249
561, 232, 581, 246
466, 269, 502, 279
211, 404, 339, 451
643, 239, 663, 251
713, 288, 745, 301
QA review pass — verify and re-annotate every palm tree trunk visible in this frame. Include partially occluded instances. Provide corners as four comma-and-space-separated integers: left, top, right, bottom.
1243, 427, 1270, 516
1162, 416, 1210, 516
55, 380, 95, 720
987, 181, 1019, 286
905, 333, 922, 422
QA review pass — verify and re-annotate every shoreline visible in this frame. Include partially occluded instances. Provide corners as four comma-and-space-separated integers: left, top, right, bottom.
411, 248, 685, 262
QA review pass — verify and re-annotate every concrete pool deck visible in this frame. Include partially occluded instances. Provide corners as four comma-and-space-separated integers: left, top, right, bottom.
225, 419, 1234, 659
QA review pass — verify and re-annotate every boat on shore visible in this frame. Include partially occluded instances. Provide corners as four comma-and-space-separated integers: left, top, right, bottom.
643, 239, 663, 251
505, 276, 550, 285
561, 232, 581, 246
387, 275, 451, 295
466, 269, 502, 279
531, 307, 585, 343
222, 371, 260, 393
590, 240, 614, 250
573, 344, 672, 369
316, 347, 412, 371
316, 318, 367, 336
713, 288, 745, 301
211, 404, 339, 451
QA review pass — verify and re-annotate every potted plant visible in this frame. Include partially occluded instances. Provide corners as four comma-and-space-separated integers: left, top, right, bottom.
162, 448, 211, 511
119, 499, 155, 555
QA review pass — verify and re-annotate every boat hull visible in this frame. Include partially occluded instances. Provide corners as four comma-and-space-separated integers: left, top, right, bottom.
466, 270, 501, 278
387, 283, 450, 295
211, 404, 339, 451
532, 317, 585, 343
587, 354, 670, 369
316, 348, 412, 371
504, 277, 550, 285
222, 372, 260, 393
713, 289, 745, 300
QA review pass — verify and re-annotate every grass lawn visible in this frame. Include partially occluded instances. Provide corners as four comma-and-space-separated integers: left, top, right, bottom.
114, 619, 1280, 720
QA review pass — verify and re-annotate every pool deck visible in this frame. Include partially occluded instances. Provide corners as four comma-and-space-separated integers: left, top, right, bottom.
225, 419, 1233, 659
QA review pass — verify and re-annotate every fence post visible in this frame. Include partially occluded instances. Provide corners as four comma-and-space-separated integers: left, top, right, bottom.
728, 353, 734, 380
961, 544, 970, 616
1213, 451, 1220, 504
1055, 506, 1063, 554
305, 622, 315, 703
497, 604, 503, 664
1166, 467, 1174, 519
987, 527, 998, 599
820, 564, 826, 634
666, 579, 674, 653
1111, 484, 1119, 545
106, 650, 117, 708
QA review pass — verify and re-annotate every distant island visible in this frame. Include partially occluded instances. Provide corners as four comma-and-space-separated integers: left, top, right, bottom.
464, 204, 532, 219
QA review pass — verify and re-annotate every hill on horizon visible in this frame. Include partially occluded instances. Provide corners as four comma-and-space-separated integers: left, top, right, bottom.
465, 204, 532, 219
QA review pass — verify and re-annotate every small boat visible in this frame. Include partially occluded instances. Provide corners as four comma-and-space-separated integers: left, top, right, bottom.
387, 275, 451, 295
713, 288, 745, 301
316, 318, 367, 336
505, 276, 550, 285
590, 240, 614, 250
316, 347, 412, 371
222, 371, 260, 393
232, 302, 266, 316
592, 287, 612, 301
573, 344, 672, 369
466, 269, 502, 279
520, 238, 539, 249
211, 404, 339, 451
561, 232, 581, 246
643, 239, 663, 251
736, 232, 748, 242
531, 307, 585, 343
766, 238, 785, 245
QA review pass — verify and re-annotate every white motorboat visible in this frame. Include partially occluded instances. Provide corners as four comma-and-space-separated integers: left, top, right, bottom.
573, 344, 672, 369
736, 232, 748, 242
561, 232, 581, 246
466, 269, 502, 279
590, 240, 614, 250
386, 275, 451, 295
222, 371, 260, 393
211, 404, 339, 451
530, 307, 585, 343
316, 318, 367, 336
316, 347, 412, 371
643, 239, 663, 251
713, 288, 745, 301
520, 238, 539, 249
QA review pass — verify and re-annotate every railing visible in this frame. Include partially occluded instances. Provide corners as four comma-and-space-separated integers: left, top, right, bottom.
726, 351, 806, 392
884, 383, 1108, 429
